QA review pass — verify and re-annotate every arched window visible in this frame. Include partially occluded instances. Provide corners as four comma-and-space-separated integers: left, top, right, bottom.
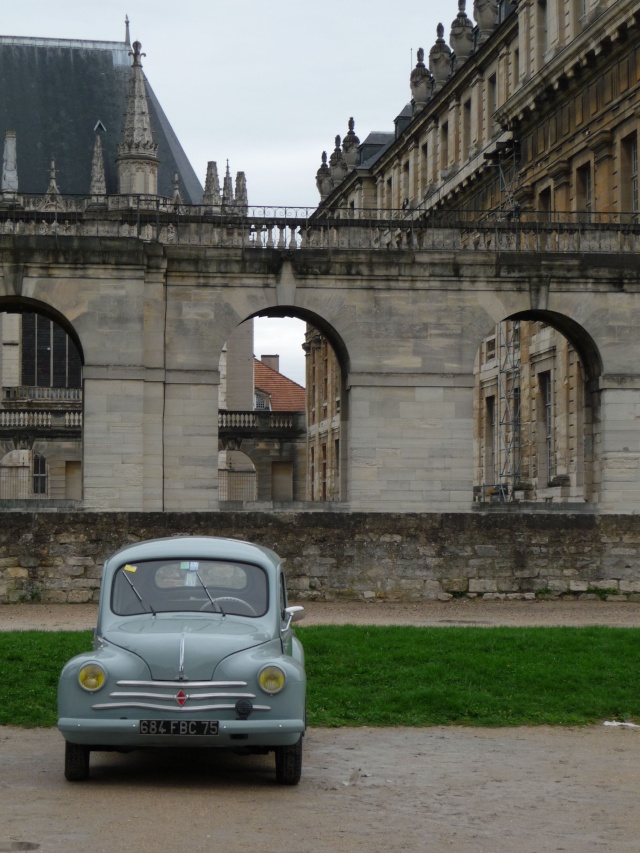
32, 453, 47, 495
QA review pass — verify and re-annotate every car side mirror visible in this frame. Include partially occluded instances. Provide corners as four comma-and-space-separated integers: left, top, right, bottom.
282, 605, 305, 630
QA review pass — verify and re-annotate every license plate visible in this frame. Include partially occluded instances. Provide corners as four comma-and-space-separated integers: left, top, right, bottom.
139, 719, 218, 736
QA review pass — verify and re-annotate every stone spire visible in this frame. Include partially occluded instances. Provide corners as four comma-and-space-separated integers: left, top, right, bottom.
429, 23, 452, 93
222, 160, 234, 211
316, 151, 332, 200
342, 118, 360, 169
450, 0, 474, 66
203, 161, 222, 210
89, 132, 106, 196
234, 171, 248, 215
124, 14, 131, 47
116, 40, 158, 196
41, 158, 65, 210
410, 47, 433, 113
2, 130, 18, 196
329, 135, 348, 186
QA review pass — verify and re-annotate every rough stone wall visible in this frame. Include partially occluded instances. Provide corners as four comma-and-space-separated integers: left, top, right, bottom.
1, 511, 640, 605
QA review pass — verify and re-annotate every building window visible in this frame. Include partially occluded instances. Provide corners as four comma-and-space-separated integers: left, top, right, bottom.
538, 371, 554, 482
537, 0, 548, 65
486, 337, 496, 361
440, 122, 449, 173
21, 313, 81, 388
420, 142, 429, 194
462, 99, 472, 160
538, 186, 552, 220
622, 133, 638, 216
32, 453, 47, 495
485, 395, 496, 484
576, 163, 592, 220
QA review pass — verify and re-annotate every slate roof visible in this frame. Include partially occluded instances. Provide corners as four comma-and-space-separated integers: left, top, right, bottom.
254, 359, 305, 412
0, 35, 203, 202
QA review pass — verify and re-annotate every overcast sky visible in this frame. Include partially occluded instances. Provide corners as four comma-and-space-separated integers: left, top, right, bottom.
2, 0, 444, 385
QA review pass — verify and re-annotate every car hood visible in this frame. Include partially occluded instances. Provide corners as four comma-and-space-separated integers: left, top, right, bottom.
102, 614, 272, 680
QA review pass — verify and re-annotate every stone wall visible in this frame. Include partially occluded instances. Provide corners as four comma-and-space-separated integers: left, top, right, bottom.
1, 511, 640, 605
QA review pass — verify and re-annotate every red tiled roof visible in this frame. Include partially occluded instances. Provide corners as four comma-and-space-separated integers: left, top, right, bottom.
254, 358, 305, 412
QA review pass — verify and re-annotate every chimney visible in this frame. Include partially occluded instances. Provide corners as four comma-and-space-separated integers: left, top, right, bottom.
261, 354, 280, 373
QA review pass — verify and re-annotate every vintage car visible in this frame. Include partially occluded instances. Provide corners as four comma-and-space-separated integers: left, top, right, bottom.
57, 536, 306, 784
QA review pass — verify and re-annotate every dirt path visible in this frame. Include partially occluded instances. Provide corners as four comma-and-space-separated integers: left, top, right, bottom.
1, 600, 639, 852
3, 597, 640, 631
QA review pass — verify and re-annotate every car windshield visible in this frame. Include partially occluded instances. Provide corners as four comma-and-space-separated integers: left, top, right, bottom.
111, 558, 268, 617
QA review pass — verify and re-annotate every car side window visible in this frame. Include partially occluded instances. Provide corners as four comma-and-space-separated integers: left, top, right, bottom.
280, 572, 287, 623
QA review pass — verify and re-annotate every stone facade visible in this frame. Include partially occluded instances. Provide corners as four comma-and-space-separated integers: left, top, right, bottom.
2, 510, 640, 604
311, 0, 640, 509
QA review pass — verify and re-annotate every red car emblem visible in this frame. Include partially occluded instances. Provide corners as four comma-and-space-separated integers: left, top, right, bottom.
176, 689, 187, 707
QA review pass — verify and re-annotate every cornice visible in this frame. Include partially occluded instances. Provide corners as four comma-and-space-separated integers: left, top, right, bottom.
497, 0, 640, 126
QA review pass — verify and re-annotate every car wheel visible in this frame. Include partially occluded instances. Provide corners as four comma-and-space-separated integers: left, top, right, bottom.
275, 735, 302, 785
64, 741, 90, 782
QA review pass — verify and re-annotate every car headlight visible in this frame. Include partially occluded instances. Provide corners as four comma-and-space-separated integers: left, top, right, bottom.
78, 663, 106, 692
258, 665, 286, 694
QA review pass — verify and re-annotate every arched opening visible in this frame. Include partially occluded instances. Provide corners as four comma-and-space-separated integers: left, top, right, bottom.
217, 308, 348, 505
473, 311, 601, 504
0, 300, 83, 503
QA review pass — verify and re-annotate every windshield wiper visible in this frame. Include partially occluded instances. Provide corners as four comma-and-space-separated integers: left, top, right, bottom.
195, 571, 225, 616
121, 570, 156, 616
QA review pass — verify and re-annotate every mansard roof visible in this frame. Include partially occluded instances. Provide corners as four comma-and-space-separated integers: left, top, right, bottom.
0, 35, 203, 202
254, 358, 305, 412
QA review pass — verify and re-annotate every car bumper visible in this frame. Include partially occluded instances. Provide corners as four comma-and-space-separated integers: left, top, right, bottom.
58, 716, 305, 748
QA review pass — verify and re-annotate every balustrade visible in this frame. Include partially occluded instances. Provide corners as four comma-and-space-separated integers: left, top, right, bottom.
0, 197, 638, 253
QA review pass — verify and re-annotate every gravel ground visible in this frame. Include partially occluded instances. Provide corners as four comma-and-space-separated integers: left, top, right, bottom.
2, 597, 640, 631
1, 599, 639, 853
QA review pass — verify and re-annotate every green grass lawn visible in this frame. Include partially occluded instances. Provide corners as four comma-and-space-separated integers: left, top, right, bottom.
1, 625, 638, 728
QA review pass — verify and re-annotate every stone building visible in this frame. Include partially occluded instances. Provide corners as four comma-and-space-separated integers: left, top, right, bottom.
0, 27, 252, 505
311, 0, 639, 503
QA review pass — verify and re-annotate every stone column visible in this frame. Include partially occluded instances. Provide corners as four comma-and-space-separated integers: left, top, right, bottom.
82, 371, 145, 511
597, 379, 640, 512
345, 373, 475, 512
162, 369, 219, 511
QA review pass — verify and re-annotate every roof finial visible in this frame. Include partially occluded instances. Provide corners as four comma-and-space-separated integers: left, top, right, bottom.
130, 40, 145, 68
125, 15, 131, 47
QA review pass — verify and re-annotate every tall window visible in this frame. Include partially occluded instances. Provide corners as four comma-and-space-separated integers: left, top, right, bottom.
622, 133, 639, 216
539, 371, 554, 482
21, 313, 81, 388
32, 453, 47, 495
576, 163, 592, 220
537, 0, 548, 67
440, 122, 449, 173
462, 99, 472, 160
485, 395, 496, 484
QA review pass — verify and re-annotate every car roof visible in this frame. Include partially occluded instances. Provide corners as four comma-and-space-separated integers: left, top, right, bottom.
105, 536, 282, 571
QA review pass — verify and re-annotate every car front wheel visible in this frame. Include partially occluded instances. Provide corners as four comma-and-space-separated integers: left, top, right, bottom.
64, 741, 90, 782
275, 736, 302, 785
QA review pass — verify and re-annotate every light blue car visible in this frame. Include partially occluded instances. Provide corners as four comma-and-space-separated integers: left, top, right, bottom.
58, 536, 306, 785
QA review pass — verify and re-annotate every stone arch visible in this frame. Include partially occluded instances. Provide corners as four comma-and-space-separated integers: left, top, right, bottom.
0, 296, 84, 505
0, 296, 85, 364
217, 305, 348, 505
474, 308, 602, 504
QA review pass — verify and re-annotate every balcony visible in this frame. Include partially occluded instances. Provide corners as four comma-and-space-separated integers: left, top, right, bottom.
218, 410, 306, 439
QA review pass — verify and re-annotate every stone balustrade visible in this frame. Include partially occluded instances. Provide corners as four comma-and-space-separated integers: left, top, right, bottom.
0, 198, 638, 253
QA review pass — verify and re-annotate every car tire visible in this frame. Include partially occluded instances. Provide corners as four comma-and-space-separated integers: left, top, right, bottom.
64, 741, 90, 782
275, 735, 302, 785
